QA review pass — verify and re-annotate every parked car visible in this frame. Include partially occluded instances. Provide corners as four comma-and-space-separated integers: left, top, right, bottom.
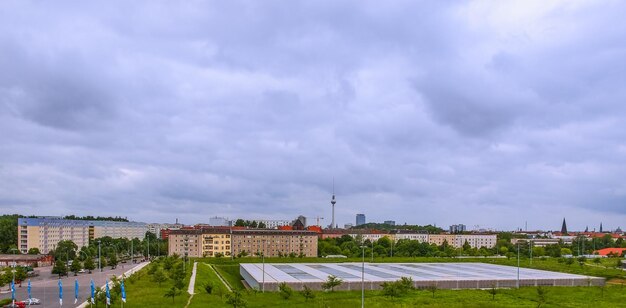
3, 302, 26, 308
24, 298, 41, 305
78, 269, 86, 273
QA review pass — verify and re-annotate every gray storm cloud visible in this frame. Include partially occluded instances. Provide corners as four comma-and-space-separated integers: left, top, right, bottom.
1, 1, 626, 231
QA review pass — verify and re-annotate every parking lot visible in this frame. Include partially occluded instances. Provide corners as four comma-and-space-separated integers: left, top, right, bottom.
1, 262, 146, 307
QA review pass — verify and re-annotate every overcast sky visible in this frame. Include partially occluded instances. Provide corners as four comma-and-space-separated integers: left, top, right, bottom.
1, 1, 626, 231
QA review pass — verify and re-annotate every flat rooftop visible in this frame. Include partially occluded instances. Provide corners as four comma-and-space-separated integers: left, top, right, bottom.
240, 262, 604, 291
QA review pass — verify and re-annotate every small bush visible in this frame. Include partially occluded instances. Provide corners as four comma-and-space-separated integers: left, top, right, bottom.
279, 282, 293, 299
204, 282, 214, 294
300, 285, 315, 301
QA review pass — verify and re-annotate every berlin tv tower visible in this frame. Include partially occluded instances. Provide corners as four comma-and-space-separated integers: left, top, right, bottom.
330, 178, 336, 229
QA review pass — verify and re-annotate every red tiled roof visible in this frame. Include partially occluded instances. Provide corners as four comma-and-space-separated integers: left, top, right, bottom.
595, 248, 626, 256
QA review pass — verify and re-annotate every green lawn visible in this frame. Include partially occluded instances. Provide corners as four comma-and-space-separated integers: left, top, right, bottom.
185, 285, 624, 307
213, 264, 245, 290
117, 257, 626, 307
115, 261, 193, 307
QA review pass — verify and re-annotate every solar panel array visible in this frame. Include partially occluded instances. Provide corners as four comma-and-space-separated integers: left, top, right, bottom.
240, 262, 595, 284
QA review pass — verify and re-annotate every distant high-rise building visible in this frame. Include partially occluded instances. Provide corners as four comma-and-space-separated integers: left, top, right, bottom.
449, 224, 466, 234
600, 222, 603, 233
561, 218, 568, 235
296, 215, 307, 227
208, 216, 231, 227
384, 220, 396, 226
356, 214, 366, 226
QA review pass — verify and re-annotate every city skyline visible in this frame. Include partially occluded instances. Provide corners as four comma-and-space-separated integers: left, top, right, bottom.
2, 1, 626, 230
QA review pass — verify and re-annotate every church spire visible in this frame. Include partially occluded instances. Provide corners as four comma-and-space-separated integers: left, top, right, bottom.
561, 218, 568, 235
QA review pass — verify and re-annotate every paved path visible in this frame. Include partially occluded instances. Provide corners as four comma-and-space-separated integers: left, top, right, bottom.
183, 262, 198, 308
0, 263, 146, 308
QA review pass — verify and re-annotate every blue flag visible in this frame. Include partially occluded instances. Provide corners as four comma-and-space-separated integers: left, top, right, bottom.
105, 280, 111, 306
58, 279, 63, 306
27, 279, 31, 300
10, 281, 15, 302
75, 279, 79, 304
121, 278, 126, 303
90, 279, 95, 304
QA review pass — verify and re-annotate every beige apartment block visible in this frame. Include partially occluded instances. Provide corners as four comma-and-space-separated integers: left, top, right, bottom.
18, 217, 148, 254
231, 230, 318, 258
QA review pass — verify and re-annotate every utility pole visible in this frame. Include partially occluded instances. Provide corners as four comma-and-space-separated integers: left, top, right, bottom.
262, 240, 266, 292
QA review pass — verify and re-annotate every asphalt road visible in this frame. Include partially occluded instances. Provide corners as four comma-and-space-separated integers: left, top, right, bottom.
1, 262, 146, 308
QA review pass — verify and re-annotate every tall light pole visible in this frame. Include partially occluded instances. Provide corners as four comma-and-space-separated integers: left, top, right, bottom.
98, 240, 102, 272
516, 242, 520, 289
371, 240, 374, 262
529, 241, 533, 265
361, 245, 365, 308
10, 248, 18, 283
261, 240, 266, 292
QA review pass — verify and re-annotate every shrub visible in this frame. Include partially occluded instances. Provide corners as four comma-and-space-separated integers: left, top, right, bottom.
300, 285, 315, 301
278, 282, 292, 299
322, 275, 342, 292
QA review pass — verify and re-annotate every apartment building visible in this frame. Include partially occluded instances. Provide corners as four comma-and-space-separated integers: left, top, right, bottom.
392, 231, 429, 243
231, 229, 318, 257
429, 234, 497, 249
17, 217, 148, 254
168, 228, 318, 258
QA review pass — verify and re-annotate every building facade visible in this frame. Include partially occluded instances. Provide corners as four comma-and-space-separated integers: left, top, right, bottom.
256, 220, 292, 229
17, 217, 148, 254
168, 228, 318, 258
356, 214, 366, 226
147, 222, 183, 239
449, 224, 467, 234
231, 230, 318, 258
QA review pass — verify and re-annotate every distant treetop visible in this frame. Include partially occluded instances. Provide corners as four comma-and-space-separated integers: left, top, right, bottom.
351, 223, 444, 234
63, 215, 129, 222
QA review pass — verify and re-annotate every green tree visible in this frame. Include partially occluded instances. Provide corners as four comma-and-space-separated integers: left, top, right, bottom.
300, 285, 315, 301
52, 260, 67, 277
234, 219, 246, 227
84, 257, 96, 273
163, 286, 181, 303
54, 240, 78, 261
536, 286, 548, 307
27, 248, 40, 255
258, 222, 267, 228
321, 275, 342, 292
426, 283, 438, 298
225, 289, 247, 307
278, 282, 292, 299
152, 269, 168, 287
0, 215, 19, 254
487, 283, 498, 300
70, 258, 82, 276
108, 253, 118, 269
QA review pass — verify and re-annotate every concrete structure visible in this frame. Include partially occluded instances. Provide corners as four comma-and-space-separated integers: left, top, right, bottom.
148, 222, 183, 238
168, 228, 318, 258
430, 234, 496, 249
344, 223, 354, 229
256, 220, 291, 229
449, 224, 467, 234
208, 216, 232, 226
17, 217, 148, 254
0, 254, 54, 267
384, 220, 396, 226
356, 214, 366, 226
240, 262, 604, 291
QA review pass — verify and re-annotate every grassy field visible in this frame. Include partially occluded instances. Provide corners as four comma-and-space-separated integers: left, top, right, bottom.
117, 257, 626, 307
214, 264, 246, 289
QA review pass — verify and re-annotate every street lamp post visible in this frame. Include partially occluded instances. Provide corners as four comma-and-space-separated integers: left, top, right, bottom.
516, 242, 520, 288
529, 241, 533, 265
10, 248, 18, 283
361, 245, 365, 308
262, 240, 266, 292
98, 241, 102, 272
371, 241, 374, 262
